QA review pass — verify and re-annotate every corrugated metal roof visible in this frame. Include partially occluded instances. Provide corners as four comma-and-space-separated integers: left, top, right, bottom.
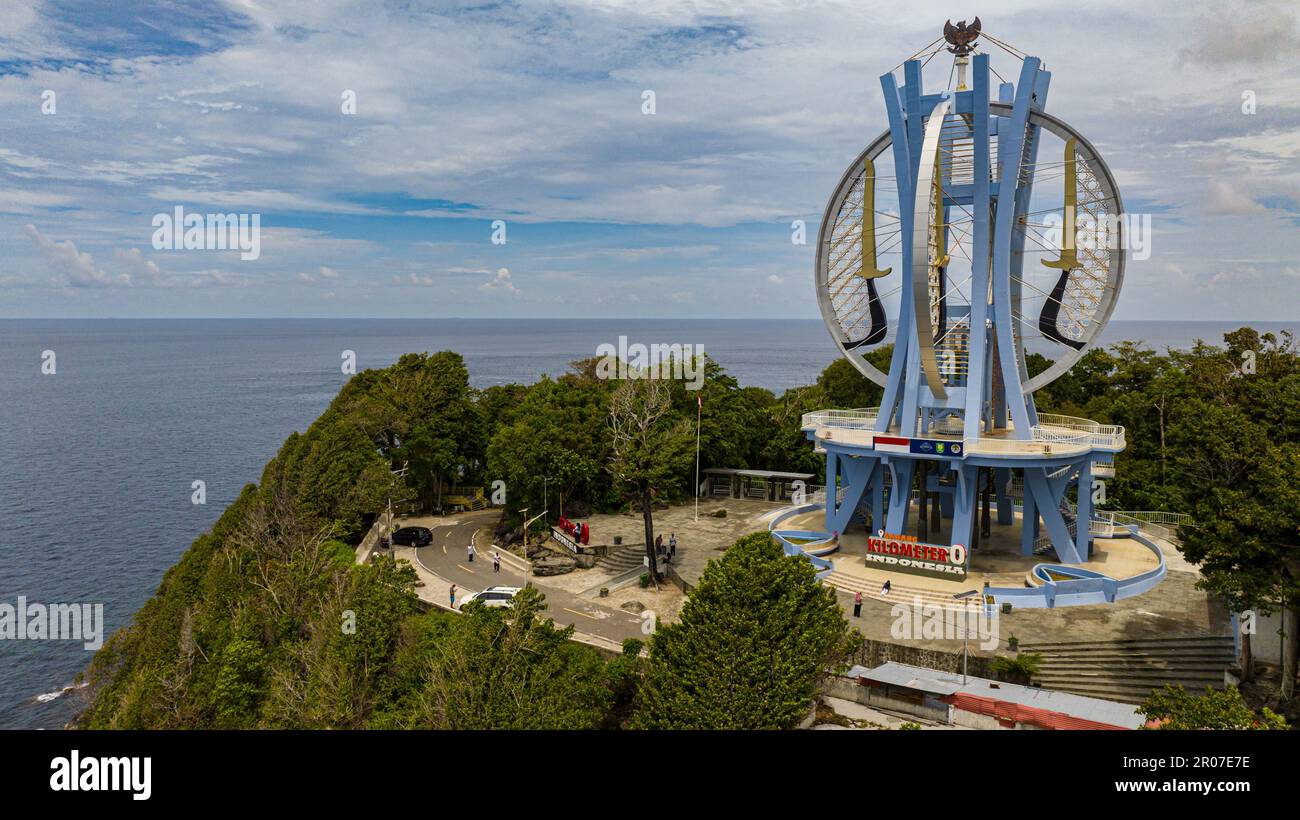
734, 469, 816, 479
848, 662, 1145, 729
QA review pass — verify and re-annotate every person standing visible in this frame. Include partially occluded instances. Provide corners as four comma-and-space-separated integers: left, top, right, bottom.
449, 583, 457, 609
669, 532, 677, 558
467, 542, 475, 563
655, 534, 664, 555
853, 590, 863, 618
492, 551, 501, 573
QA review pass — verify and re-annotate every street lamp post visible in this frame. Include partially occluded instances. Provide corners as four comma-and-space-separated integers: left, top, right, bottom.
518, 507, 528, 561
519, 508, 545, 586
542, 476, 559, 524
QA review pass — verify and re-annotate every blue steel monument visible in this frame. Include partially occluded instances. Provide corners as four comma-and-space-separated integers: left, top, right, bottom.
802, 21, 1129, 583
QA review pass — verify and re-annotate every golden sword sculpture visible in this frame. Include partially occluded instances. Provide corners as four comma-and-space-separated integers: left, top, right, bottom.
859, 157, 892, 279
1043, 136, 1080, 272
931, 148, 951, 270
1039, 136, 1085, 349
930, 148, 950, 336
851, 157, 890, 346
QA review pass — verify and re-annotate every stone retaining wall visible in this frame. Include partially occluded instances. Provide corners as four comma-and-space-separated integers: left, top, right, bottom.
851, 637, 996, 680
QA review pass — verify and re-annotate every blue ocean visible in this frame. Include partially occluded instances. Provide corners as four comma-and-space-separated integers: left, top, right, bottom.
1, 318, 1294, 728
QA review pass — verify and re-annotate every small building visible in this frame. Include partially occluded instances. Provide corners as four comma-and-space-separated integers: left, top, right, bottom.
701, 468, 815, 502
846, 662, 1146, 730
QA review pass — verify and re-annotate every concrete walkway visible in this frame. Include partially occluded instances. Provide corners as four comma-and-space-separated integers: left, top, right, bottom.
385, 510, 646, 653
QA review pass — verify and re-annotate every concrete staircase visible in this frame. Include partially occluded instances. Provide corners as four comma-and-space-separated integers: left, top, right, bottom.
820, 570, 984, 612
1018, 636, 1236, 705
600, 544, 647, 573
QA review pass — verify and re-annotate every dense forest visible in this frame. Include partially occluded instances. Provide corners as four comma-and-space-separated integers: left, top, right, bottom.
78, 328, 1300, 727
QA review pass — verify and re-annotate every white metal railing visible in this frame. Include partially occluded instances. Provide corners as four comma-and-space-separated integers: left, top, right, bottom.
801, 408, 1124, 454
1035, 412, 1104, 430
808, 484, 844, 506
1031, 509, 1191, 549
1106, 510, 1192, 542
1008, 475, 1024, 498
1110, 510, 1192, 526
1034, 518, 1079, 553
1034, 413, 1126, 450
801, 407, 880, 430
1089, 510, 1116, 536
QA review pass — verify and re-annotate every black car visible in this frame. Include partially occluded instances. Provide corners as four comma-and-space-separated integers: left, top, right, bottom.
390, 526, 433, 547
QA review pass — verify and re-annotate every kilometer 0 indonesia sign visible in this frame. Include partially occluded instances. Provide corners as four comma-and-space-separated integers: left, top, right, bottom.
867, 531, 967, 579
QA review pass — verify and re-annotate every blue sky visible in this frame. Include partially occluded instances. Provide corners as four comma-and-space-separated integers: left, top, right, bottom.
0, 0, 1297, 319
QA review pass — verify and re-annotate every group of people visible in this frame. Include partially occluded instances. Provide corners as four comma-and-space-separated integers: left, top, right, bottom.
557, 516, 590, 545
464, 542, 502, 573
850, 580, 891, 618
655, 532, 678, 564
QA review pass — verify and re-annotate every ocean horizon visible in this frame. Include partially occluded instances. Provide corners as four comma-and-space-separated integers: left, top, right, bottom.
2, 316, 1296, 729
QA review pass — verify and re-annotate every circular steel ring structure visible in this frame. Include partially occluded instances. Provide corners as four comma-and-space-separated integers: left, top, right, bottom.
815, 101, 1126, 393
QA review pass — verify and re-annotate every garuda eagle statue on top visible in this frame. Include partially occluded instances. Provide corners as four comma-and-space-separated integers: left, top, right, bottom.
943, 17, 981, 56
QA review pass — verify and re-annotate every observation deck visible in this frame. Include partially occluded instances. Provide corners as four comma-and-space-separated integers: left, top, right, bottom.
801, 407, 1125, 459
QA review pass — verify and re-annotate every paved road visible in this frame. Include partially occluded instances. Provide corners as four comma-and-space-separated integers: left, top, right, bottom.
412, 511, 648, 644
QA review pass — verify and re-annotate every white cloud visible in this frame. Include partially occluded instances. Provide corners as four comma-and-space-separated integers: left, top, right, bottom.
24, 224, 130, 288
113, 247, 163, 285
1, 0, 1298, 319
479, 267, 519, 295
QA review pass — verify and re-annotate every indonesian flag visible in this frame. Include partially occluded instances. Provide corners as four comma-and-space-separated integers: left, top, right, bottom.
872, 435, 910, 454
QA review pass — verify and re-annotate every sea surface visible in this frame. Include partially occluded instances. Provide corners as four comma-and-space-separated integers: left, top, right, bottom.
1, 317, 1295, 729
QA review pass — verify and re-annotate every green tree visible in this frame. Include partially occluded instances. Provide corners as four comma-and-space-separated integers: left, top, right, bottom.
669, 356, 773, 476
1139, 685, 1288, 730
632, 532, 855, 728
816, 356, 883, 409
343, 351, 483, 511
390, 587, 613, 729
1172, 335, 1300, 691
991, 652, 1043, 684
262, 554, 419, 728
608, 377, 694, 581
80, 351, 483, 728
485, 370, 613, 524
211, 637, 265, 729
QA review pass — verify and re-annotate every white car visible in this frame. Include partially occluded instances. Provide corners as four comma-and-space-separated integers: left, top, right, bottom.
459, 586, 523, 609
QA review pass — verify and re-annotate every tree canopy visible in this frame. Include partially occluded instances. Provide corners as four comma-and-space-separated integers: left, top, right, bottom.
631, 532, 856, 729
1139, 685, 1288, 730
80, 327, 1300, 728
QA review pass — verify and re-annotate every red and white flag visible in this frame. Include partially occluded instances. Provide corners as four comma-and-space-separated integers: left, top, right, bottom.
872, 435, 910, 454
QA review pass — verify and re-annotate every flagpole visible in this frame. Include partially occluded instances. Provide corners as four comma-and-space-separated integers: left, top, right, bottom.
694, 393, 701, 522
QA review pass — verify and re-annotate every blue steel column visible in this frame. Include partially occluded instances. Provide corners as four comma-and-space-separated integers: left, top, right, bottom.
963, 53, 992, 441
826, 454, 875, 535
884, 458, 917, 535
949, 463, 977, 553
1025, 466, 1081, 563
822, 448, 839, 532
872, 474, 885, 534
1020, 474, 1037, 556
1075, 459, 1093, 560
875, 69, 917, 435
995, 466, 1014, 525
1008, 67, 1051, 428
989, 58, 1044, 438
897, 60, 926, 437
